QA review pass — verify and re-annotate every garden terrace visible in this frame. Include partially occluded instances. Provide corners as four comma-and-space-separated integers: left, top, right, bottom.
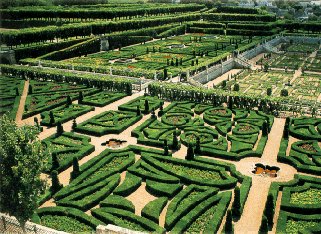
53, 34, 264, 78
223, 70, 321, 105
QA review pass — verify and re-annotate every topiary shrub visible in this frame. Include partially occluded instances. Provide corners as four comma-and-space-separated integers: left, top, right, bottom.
281, 89, 288, 97
56, 121, 64, 136
72, 118, 77, 131
70, 156, 80, 181
233, 83, 240, 92
195, 137, 201, 154
267, 88, 272, 96
66, 95, 72, 107
264, 194, 275, 229
49, 111, 55, 125
51, 170, 62, 194
51, 152, 59, 171
259, 215, 268, 234
78, 91, 83, 103
172, 131, 179, 150
186, 144, 194, 160
136, 105, 141, 116
144, 99, 150, 114
224, 210, 234, 234
232, 186, 241, 220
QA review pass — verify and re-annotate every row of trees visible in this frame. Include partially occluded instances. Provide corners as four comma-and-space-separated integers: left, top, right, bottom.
0, 65, 133, 94
148, 82, 295, 114
0, 13, 200, 46
203, 13, 276, 22
0, 4, 203, 20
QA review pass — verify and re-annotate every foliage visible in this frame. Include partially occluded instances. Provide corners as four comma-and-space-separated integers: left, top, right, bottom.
0, 114, 48, 225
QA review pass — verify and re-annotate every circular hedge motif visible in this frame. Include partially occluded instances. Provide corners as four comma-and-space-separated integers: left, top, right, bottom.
232, 123, 260, 135
204, 107, 232, 118
180, 132, 213, 146
161, 113, 191, 126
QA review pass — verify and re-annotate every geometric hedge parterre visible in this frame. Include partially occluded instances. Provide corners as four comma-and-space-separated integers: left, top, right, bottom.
36, 146, 252, 233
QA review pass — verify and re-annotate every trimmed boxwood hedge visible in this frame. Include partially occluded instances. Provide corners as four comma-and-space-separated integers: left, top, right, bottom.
142, 154, 238, 188
146, 179, 183, 198
92, 207, 165, 233
278, 116, 321, 175
165, 185, 219, 230
75, 110, 142, 136
171, 191, 232, 233
36, 206, 103, 230
265, 174, 321, 231
56, 174, 120, 211
128, 159, 180, 184
113, 172, 142, 197
42, 132, 95, 173
54, 149, 135, 200
118, 96, 164, 114
100, 195, 135, 213
141, 197, 168, 224
81, 91, 127, 107
40, 104, 95, 126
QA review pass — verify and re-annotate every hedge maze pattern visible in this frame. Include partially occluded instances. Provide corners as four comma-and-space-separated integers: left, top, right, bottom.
278, 117, 321, 175
133, 101, 273, 160
0, 75, 25, 118
266, 175, 321, 234
36, 146, 252, 233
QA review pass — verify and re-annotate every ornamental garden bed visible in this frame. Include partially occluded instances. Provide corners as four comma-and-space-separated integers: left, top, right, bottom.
81, 91, 127, 107
278, 116, 321, 175
48, 34, 262, 79
37, 146, 252, 233
75, 110, 142, 136
0, 75, 25, 119
264, 174, 321, 233
42, 132, 95, 173
40, 104, 95, 126
132, 101, 272, 159
224, 70, 320, 104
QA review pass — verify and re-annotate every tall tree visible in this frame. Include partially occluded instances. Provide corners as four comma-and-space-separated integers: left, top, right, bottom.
0, 115, 48, 226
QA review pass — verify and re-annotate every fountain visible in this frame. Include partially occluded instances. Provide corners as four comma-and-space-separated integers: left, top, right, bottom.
101, 139, 127, 148
252, 163, 280, 178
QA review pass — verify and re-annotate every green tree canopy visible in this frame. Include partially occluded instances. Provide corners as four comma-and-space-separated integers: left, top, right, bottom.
0, 114, 49, 225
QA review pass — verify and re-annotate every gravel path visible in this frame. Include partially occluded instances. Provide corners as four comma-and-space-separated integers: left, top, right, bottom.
15, 79, 29, 126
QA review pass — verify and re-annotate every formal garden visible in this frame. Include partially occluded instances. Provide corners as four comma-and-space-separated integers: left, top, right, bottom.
222, 70, 321, 104
0, 1, 321, 234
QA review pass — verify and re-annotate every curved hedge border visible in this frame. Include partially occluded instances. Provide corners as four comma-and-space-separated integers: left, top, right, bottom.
100, 195, 135, 213
92, 207, 165, 233
142, 154, 238, 188
36, 206, 102, 230
141, 197, 168, 224
75, 110, 142, 136
42, 132, 95, 173
113, 172, 142, 197
56, 174, 120, 211
165, 185, 219, 230
278, 117, 321, 175
146, 179, 183, 198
